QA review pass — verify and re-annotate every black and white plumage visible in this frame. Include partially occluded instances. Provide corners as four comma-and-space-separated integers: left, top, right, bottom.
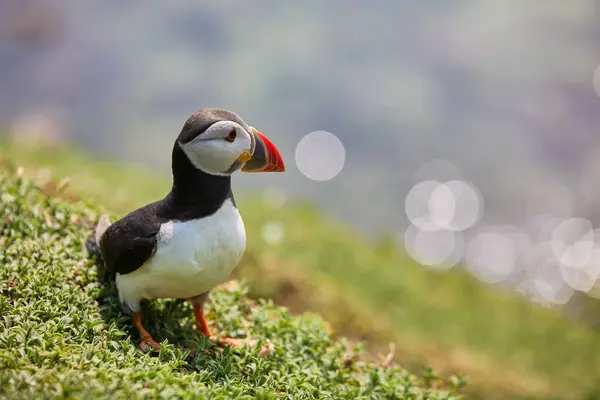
87, 108, 285, 351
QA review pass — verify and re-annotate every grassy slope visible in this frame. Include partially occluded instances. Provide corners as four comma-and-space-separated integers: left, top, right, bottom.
0, 170, 464, 399
2, 140, 600, 399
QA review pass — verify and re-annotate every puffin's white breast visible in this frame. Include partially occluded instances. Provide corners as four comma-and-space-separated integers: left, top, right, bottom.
116, 199, 246, 307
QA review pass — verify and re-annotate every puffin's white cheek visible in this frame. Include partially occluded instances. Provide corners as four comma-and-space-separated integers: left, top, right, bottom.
182, 141, 243, 175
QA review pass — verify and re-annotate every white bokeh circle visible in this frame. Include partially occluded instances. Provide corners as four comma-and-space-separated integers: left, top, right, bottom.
492, 224, 532, 260
559, 243, 600, 293
527, 257, 575, 305
550, 217, 594, 267
295, 130, 346, 181
465, 232, 517, 284
532, 279, 574, 306
405, 180, 482, 232
261, 221, 285, 245
522, 242, 556, 280
556, 228, 600, 292
517, 280, 552, 306
523, 214, 564, 243
587, 280, 600, 299
405, 180, 442, 231
404, 224, 464, 270
593, 65, 600, 99
428, 183, 456, 229
558, 240, 594, 270
444, 180, 483, 231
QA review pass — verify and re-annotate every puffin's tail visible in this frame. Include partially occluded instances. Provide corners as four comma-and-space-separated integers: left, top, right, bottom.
85, 214, 111, 262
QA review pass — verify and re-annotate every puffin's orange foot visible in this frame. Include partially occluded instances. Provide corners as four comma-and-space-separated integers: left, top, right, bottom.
209, 335, 257, 348
139, 335, 161, 353
191, 299, 256, 349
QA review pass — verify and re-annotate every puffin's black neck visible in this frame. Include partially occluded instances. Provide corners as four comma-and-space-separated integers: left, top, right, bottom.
163, 144, 234, 220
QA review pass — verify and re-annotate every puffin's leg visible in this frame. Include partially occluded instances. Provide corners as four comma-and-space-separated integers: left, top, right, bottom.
131, 311, 161, 352
189, 293, 248, 348
118, 282, 161, 352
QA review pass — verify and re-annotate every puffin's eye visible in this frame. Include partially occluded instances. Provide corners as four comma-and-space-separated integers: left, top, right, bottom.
224, 129, 237, 142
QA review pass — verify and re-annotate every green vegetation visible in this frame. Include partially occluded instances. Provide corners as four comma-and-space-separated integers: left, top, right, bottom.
2, 141, 600, 399
0, 169, 463, 399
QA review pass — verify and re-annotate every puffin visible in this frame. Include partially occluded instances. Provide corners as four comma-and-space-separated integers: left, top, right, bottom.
86, 108, 285, 351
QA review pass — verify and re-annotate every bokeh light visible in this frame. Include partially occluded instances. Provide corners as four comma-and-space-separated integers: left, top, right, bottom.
465, 231, 517, 284
517, 242, 575, 305
404, 162, 484, 272
494, 224, 533, 260
405, 179, 482, 232
517, 280, 551, 307
404, 224, 464, 270
261, 221, 285, 245
428, 183, 456, 230
522, 214, 563, 243
550, 217, 594, 266
593, 65, 600, 99
404, 158, 600, 303
530, 261, 575, 305
405, 180, 443, 231
444, 180, 483, 231
559, 243, 600, 293
295, 130, 346, 181
586, 282, 600, 300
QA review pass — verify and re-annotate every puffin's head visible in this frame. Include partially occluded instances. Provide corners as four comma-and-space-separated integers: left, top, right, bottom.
177, 108, 285, 176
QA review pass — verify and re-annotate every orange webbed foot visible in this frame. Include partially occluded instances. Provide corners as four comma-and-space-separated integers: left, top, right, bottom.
209, 335, 257, 348
139, 335, 161, 353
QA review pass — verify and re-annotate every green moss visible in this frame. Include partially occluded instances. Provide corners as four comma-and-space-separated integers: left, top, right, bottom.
0, 171, 462, 399
4, 141, 600, 399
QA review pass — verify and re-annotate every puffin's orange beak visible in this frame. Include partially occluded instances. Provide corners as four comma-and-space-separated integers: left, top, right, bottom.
241, 129, 285, 173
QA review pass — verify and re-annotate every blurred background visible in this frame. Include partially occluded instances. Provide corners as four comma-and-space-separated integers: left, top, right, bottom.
2, 1, 600, 398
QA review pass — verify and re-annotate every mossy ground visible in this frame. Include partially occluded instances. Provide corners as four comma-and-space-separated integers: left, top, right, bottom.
0, 170, 464, 399
3, 141, 600, 399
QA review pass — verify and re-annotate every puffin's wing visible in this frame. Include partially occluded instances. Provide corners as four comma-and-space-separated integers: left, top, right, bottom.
99, 215, 161, 276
